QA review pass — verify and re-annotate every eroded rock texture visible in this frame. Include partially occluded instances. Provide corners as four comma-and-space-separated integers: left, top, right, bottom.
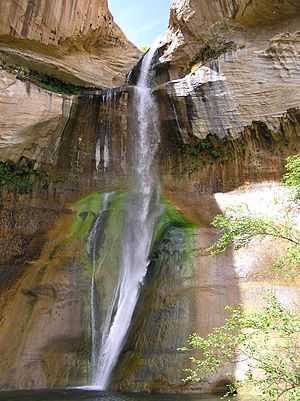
160, 0, 300, 79
155, 0, 300, 194
0, 0, 140, 87
0, 78, 130, 189
0, 0, 300, 394
0, 69, 72, 163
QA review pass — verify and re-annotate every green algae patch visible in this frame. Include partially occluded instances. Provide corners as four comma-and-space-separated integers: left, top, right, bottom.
96, 191, 127, 271
70, 192, 103, 241
66, 190, 127, 269
26, 70, 87, 95
66, 190, 128, 339
150, 197, 197, 275
152, 198, 196, 243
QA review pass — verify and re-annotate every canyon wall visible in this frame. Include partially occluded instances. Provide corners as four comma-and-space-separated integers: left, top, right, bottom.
111, 0, 300, 392
0, 0, 140, 88
0, 0, 135, 388
0, 0, 300, 393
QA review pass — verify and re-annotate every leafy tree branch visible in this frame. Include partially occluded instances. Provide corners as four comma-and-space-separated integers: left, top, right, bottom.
180, 156, 300, 401
180, 292, 300, 401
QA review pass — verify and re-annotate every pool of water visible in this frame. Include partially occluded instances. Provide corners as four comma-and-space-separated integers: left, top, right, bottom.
0, 389, 244, 401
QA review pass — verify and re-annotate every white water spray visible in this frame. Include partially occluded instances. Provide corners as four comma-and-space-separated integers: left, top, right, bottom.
88, 192, 114, 371
91, 40, 162, 389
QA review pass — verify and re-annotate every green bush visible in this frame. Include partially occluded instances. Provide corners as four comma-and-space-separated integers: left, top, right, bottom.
284, 154, 300, 200
182, 137, 221, 159
0, 161, 45, 194
180, 292, 300, 401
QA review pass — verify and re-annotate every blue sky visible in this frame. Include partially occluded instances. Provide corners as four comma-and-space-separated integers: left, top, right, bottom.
109, 0, 172, 48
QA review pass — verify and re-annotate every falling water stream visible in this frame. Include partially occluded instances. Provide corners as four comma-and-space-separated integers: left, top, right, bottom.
88, 192, 114, 372
89, 41, 162, 389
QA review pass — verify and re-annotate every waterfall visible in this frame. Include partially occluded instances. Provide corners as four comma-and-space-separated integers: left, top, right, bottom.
87, 192, 114, 372
91, 41, 162, 389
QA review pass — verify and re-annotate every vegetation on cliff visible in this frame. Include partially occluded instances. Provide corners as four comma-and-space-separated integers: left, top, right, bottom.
0, 161, 46, 194
181, 292, 300, 401
208, 155, 300, 279
140, 46, 150, 53
26, 70, 87, 95
181, 155, 300, 401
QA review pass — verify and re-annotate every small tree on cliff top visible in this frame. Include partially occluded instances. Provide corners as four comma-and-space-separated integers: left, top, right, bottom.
180, 155, 300, 401
140, 45, 150, 53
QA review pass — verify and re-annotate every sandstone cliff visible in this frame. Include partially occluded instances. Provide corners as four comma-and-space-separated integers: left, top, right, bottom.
0, 2, 136, 387
0, 69, 72, 163
0, 0, 300, 394
161, 0, 300, 79
153, 0, 300, 193
0, 0, 140, 88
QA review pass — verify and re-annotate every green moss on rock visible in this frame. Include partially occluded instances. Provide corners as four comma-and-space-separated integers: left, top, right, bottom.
150, 197, 197, 275
26, 70, 86, 95
70, 192, 103, 241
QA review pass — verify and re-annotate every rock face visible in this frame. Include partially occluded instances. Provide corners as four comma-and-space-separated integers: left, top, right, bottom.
0, 69, 72, 163
0, 78, 131, 190
0, 0, 140, 88
0, 0, 300, 394
154, 0, 300, 194
0, 83, 132, 390
0, 195, 92, 389
0, 0, 136, 392
111, 185, 300, 393
160, 0, 300, 79
134, 0, 300, 140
